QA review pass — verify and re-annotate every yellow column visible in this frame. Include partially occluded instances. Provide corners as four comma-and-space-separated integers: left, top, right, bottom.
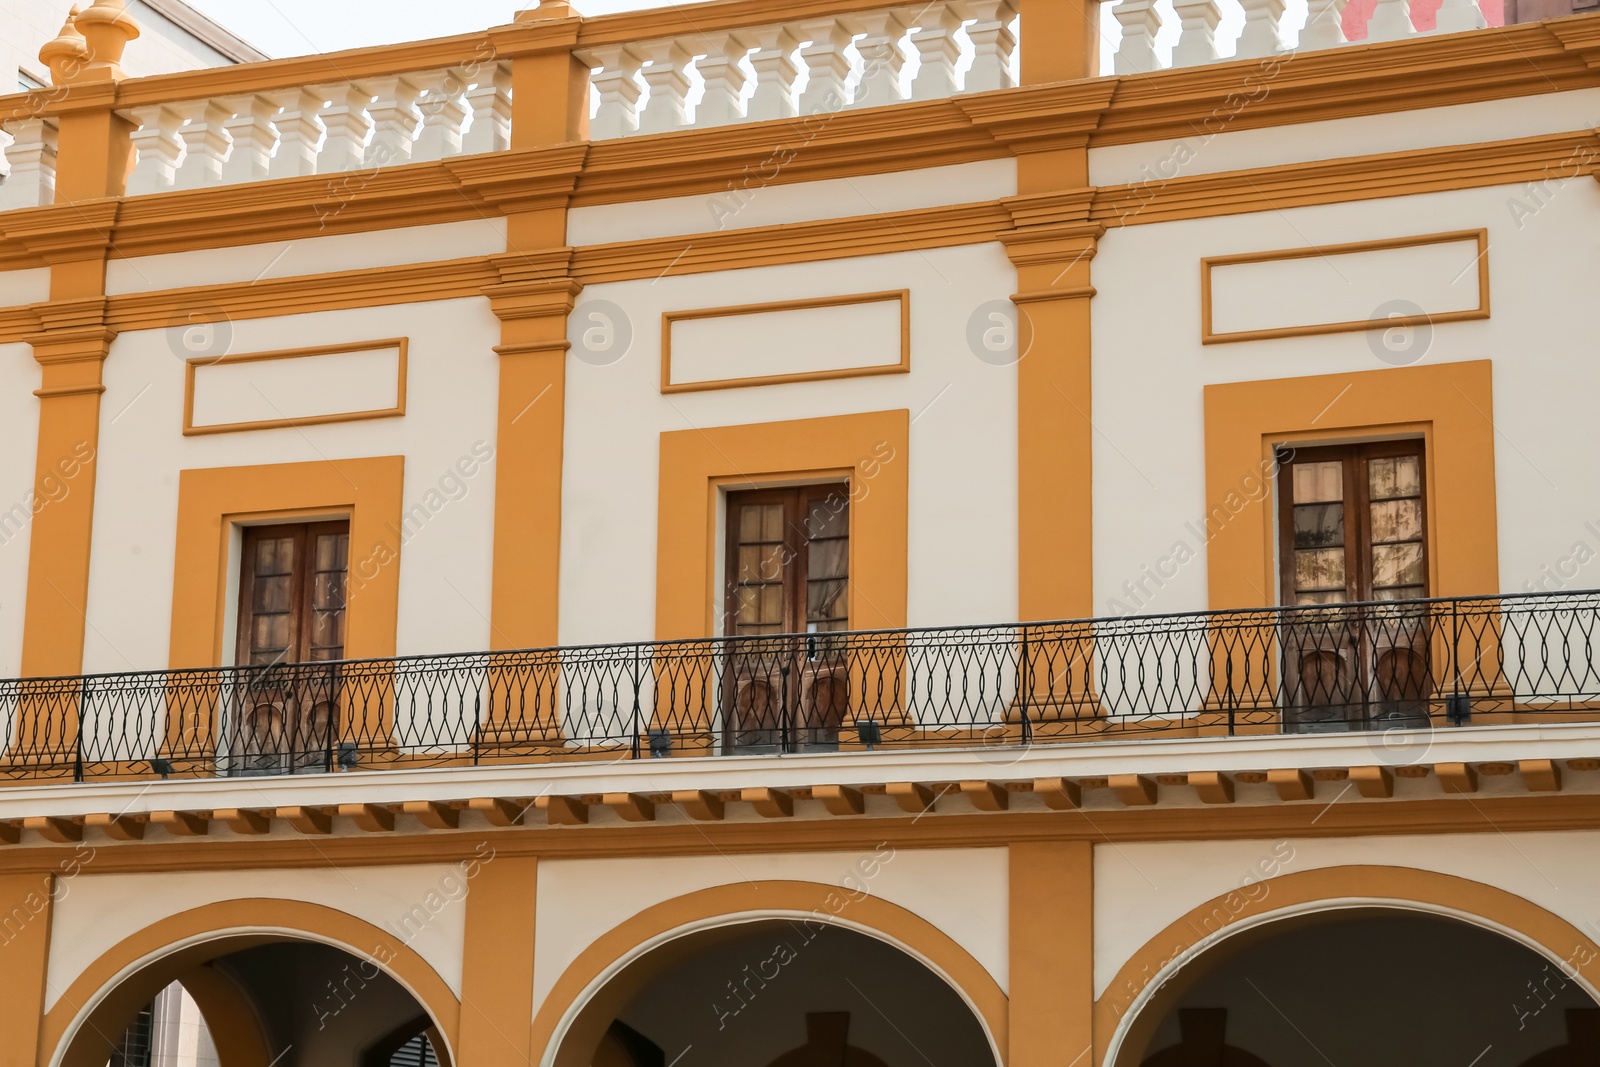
19, 4, 136, 679
1003, 187, 1103, 624
458, 856, 539, 1066
482, 3, 589, 651
0, 873, 54, 1067
1009, 842, 1094, 1067
1018, 0, 1100, 83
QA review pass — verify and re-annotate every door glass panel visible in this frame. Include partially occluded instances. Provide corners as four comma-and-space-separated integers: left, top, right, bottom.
1371, 541, 1425, 588
1294, 548, 1345, 591
1368, 455, 1421, 499
1292, 503, 1344, 548
1293, 461, 1343, 503
1369, 498, 1422, 543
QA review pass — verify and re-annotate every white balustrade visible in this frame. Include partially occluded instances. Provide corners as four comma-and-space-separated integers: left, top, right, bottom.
745, 27, 801, 121
584, 0, 1026, 140
174, 99, 231, 188
46, 0, 1509, 212
1105, 0, 1486, 75
904, 5, 963, 101
794, 19, 853, 114
694, 34, 754, 127
1234, 0, 1288, 59
959, 0, 1019, 93
109, 63, 512, 198
0, 117, 59, 210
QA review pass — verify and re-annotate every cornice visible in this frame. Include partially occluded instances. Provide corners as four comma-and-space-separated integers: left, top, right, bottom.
102, 256, 499, 332
571, 99, 1001, 207
570, 200, 1011, 284
1091, 128, 1600, 226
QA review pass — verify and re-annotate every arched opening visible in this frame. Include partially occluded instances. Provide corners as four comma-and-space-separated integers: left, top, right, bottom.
1118, 908, 1600, 1067
550, 919, 998, 1067
63, 937, 449, 1067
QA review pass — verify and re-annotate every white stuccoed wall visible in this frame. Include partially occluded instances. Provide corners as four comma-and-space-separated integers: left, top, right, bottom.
531, 847, 1010, 1011
0, 340, 40, 679
1093, 830, 1600, 999
83, 297, 502, 672
104, 219, 510, 296
1091, 179, 1600, 618
561, 242, 1021, 646
45, 863, 471, 1012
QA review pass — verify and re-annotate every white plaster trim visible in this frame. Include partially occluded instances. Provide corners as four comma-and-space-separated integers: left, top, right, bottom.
1099, 896, 1600, 1067
47, 923, 453, 1067
535, 910, 1003, 1067
9, 721, 1600, 821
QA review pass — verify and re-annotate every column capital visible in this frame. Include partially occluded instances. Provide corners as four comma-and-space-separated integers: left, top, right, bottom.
483, 274, 584, 321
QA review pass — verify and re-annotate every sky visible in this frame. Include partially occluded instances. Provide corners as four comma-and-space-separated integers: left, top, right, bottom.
182, 0, 678, 58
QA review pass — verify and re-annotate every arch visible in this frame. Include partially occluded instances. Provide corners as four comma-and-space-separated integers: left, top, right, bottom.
174, 963, 274, 1067
1096, 865, 1600, 1067
530, 879, 1009, 1067
44, 898, 461, 1067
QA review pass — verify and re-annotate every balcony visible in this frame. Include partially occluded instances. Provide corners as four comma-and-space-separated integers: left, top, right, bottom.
2, 590, 1597, 783
0, 0, 1560, 215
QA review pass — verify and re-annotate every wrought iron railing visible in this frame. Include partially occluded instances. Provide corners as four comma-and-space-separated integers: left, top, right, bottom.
1, 591, 1597, 781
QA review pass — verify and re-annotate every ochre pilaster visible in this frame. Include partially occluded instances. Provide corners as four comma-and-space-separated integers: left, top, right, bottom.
458, 855, 539, 1066
1009, 842, 1095, 1067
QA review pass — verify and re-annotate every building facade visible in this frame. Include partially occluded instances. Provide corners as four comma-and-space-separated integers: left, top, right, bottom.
3, 0, 1600, 1065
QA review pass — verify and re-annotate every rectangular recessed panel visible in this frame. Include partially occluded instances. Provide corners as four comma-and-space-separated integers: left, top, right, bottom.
1203, 231, 1488, 343
186, 341, 406, 435
664, 292, 908, 392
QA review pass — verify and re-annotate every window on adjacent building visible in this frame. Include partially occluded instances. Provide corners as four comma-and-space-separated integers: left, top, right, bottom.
1275, 441, 1431, 732
721, 486, 850, 752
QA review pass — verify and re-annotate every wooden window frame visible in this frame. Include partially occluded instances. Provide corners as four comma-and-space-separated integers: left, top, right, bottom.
722, 484, 851, 638
236, 520, 350, 668
1276, 439, 1430, 606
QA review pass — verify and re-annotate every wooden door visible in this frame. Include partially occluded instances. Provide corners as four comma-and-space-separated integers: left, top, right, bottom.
723, 486, 850, 752
1277, 442, 1432, 731
233, 521, 349, 772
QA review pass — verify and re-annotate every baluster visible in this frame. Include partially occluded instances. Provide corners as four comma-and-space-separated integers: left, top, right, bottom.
902, 4, 962, 100
220, 94, 278, 183
1171, 0, 1224, 66
793, 19, 853, 115
461, 64, 512, 155
364, 75, 422, 166
174, 100, 232, 188
0, 118, 58, 210
1298, 0, 1350, 50
311, 83, 374, 173
957, 0, 1018, 93
1366, 0, 1418, 39
412, 69, 471, 160
744, 27, 800, 121
1433, 0, 1486, 32
267, 88, 324, 178
577, 45, 644, 139
694, 34, 752, 126
848, 11, 909, 108
637, 41, 692, 133
1111, 0, 1162, 73
1235, 0, 1288, 58
122, 104, 184, 195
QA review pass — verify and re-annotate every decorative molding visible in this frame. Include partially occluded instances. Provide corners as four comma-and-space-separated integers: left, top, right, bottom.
660, 290, 910, 394
181, 338, 409, 436
1200, 229, 1490, 344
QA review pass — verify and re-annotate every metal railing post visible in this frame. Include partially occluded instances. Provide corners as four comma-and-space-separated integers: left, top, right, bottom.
1019, 627, 1033, 745
74, 676, 88, 783
630, 644, 642, 760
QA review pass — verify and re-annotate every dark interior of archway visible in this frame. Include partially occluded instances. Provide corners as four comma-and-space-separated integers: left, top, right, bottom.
593, 921, 995, 1067
1136, 912, 1600, 1067
98, 940, 442, 1067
